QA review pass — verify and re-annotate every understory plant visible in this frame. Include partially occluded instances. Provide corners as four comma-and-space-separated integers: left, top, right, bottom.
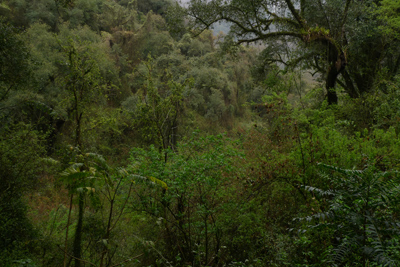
128, 133, 243, 266
300, 164, 400, 266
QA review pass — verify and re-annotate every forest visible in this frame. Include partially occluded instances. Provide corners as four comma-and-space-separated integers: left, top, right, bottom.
1, 0, 400, 266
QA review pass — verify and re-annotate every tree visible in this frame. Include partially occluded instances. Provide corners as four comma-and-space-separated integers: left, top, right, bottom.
182, 0, 394, 104
129, 133, 241, 266
0, 22, 30, 104
376, 0, 400, 39
0, 23, 46, 264
59, 149, 167, 267
97, 0, 138, 32
56, 38, 104, 149
0, 123, 45, 265
126, 59, 188, 153
137, 0, 172, 16
56, 38, 111, 267
374, 0, 400, 79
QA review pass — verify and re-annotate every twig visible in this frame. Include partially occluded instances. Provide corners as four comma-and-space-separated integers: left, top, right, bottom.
109, 254, 144, 267
57, 245, 97, 267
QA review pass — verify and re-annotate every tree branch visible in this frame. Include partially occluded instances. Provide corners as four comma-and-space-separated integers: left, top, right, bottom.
237, 31, 304, 44
284, 0, 307, 29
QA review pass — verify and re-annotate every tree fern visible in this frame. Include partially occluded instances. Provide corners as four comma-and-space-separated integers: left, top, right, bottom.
59, 148, 169, 266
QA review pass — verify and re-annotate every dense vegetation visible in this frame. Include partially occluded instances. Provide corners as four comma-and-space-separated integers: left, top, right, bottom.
1, 0, 400, 266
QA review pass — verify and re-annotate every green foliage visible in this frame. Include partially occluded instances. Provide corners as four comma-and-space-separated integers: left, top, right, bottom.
24, 22, 121, 151
5, 0, 112, 32
65, 0, 104, 30
24, 0, 62, 30
97, 0, 138, 32
301, 164, 400, 266
2, 0, 400, 266
243, 90, 400, 265
126, 59, 188, 150
0, 123, 45, 265
183, 0, 400, 103
112, 11, 174, 66
368, 75, 400, 131
129, 133, 243, 266
57, 149, 167, 266
375, 0, 400, 38
177, 31, 214, 57
165, 1, 187, 40
56, 37, 104, 148
137, 0, 172, 16
0, 22, 30, 103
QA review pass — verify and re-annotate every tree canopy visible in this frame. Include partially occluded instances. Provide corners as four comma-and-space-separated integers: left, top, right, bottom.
1, 0, 400, 266
183, 0, 400, 104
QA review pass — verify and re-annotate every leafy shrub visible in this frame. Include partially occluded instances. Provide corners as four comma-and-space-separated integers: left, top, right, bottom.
300, 164, 400, 266
128, 133, 243, 266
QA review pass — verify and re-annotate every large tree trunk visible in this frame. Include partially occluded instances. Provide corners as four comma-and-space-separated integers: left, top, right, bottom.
326, 64, 339, 105
326, 44, 347, 105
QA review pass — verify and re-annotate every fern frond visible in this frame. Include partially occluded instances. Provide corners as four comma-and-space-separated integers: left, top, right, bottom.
85, 152, 109, 171
302, 163, 400, 266
366, 222, 398, 267
116, 167, 129, 177
304, 185, 335, 197
331, 239, 352, 266
148, 176, 168, 190
76, 187, 96, 194
41, 157, 60, 165
60, 163, 84, 177
60, 171, 89, 181
318, 163, 363, 176
128, 174, 168, 190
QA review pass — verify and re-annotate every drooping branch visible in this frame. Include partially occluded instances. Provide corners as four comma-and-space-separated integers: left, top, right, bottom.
237, 31, 304, 44
286, 52, 319, 70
